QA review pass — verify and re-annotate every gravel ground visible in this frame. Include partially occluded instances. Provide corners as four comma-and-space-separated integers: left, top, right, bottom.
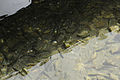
6, 29, 120, 80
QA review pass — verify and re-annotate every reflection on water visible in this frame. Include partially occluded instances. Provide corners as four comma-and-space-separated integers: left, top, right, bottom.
5, 27, 120, 80
0, 0, 31, 16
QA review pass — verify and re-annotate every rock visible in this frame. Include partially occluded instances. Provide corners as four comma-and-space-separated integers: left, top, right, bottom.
43, 30, 51, 34
1, 66, 7, 74
0, 39, 4, 43
109, 25, 120, 32
52, 41, 57, 45
64, 42, 70, 48
77, 30, 89, 38
20, 68, 28, 76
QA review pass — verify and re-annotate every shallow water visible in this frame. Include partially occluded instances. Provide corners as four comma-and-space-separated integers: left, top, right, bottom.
3, 29, 120, 80
1, 0, 120, 80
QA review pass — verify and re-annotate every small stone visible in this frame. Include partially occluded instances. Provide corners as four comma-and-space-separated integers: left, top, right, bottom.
109, 25, 120, 32
36, 28, 41, 32
52, 41, 57, 45
64, 42, 70, 48
1, 66, 7, 74
40, 58, 49, 66
54, 30, 57, 33
27, 50, 33, 53
77, 30, 89, 37
44, 30, 50, 34
84, 37, 91, 41
38, 37, 42, 40
20, 68, 28, 76
27, 63, 36, 66
0, 39, 4, 43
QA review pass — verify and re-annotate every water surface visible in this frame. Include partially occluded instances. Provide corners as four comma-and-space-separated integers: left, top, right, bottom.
6, 29, 120, 80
